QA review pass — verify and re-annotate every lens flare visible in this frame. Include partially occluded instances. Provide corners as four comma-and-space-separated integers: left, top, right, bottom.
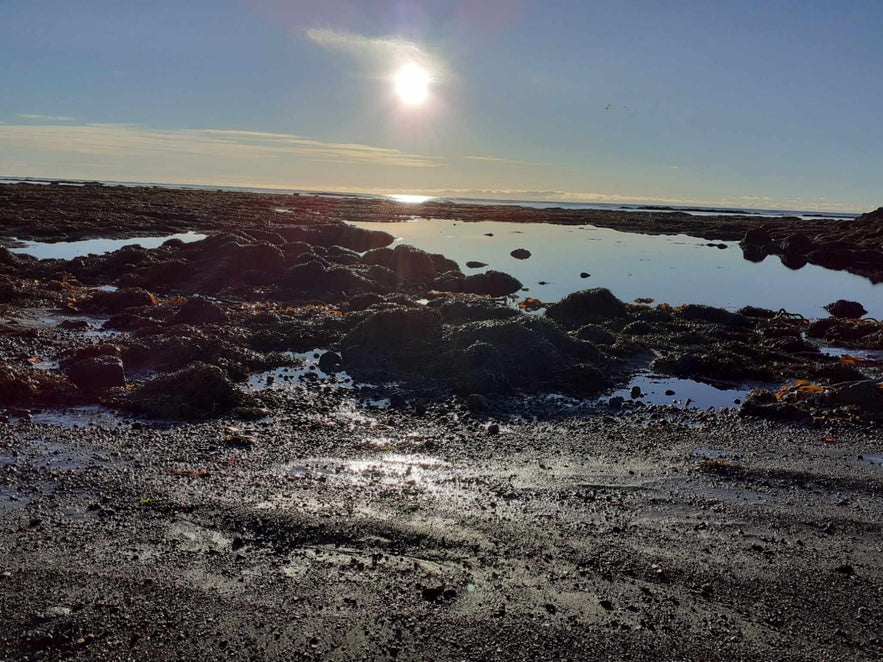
394, 63, 429, 105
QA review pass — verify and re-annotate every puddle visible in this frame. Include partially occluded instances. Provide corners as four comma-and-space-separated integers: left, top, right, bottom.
9, 231, 207, 260
608, 372, 753, 409
246, 350, 353, 391
348, 219, 883, 319
820, 346, 883, 360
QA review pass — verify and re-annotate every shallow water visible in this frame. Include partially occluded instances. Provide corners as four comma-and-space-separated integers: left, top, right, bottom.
348, 219, 883, 319
609, 373, 754, 409
9, 231, 207, 260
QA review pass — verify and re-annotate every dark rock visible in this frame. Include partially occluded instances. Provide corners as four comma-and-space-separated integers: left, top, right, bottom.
510, 248, 532, 260
466, 261, 487, 269
128, 362, 245, 419
780, 253, 808, 270
221, 242, 286, 274
171, 296, 227, 325
782, 233, 814, 255
342, 307, 442, 363
579, 272, 591, 279
435, 298, 519, 323
64, 357, 125, 391
76, 288, 157, 314
741, 227, 774, 246
363, 245, 437, 284
325, 245, 362, 266
622, 320, 653, 335
435, 271, 523, 297
317, 351, 343, 373
824, 299, 867, 319
737, 305, 778, 319
574, 325, 616, 345
545, 288, 627, 327
58, 319, 91, 331
429, 253, 460, 274
278, 260, 376, 296
0, 362, 37, 405
677, 304, 750, 328
276, 223, 394, 251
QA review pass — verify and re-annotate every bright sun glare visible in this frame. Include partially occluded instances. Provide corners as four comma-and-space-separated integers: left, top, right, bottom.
394, 63, 429, 105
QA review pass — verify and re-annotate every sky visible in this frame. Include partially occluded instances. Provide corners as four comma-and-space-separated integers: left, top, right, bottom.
1, 0, 881, 212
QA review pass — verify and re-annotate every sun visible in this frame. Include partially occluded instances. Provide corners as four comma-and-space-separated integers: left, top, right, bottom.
394, 63, 429, 105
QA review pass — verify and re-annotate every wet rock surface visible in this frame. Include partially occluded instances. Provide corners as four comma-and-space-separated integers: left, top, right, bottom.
0, 184, 882, 660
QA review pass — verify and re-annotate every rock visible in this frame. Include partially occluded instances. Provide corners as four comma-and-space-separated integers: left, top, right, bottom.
435, 298, 519, 323
824, 299, 867, 319
736, 306, 778, 319
741, 227, 774, 246
171, 296, 227, 325
64, 357, 125, 391
128, 362, 245, 419
780, 253, 808, 270
363, 245, 437, 284
574, 324, 616, 345
579, 272, 591, 279
545, 288, 627, 327
676, 304, 750, 328
622, 320, 653, 335
434, 271, 523, 297
0, 362, 37, 405
278, 260, 376, 296
342, 307, 443, 365
276, 223, 394, 251
76, 288, 157, 314
221, 242, 286, 274
739, 389, 812, 422
782, 233, 814, 255
317, 351, 343, 373
465, 393, 489, 414
466, 261, 487, 269
58, 319, 91, 331
510, 248, 532, 260
834, 381, 883, 410
429, 253, 460, 274
324, 245, 362, 266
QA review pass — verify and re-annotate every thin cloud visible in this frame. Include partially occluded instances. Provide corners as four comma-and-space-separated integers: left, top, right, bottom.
0, 123, 441, 168
304, 28, 449, 78
17, 113, 76, 122
465, 155, 532, 167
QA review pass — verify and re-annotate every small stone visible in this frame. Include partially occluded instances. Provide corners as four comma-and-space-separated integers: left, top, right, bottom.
487, 423, 500, 435
580, 272, 591, 278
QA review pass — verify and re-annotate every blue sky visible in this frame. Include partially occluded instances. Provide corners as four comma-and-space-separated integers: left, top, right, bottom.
1, 0, 881, 211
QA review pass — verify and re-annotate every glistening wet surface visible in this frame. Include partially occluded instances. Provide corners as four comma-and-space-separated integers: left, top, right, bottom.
348, 219, 883, 319
9, 231, 207, 260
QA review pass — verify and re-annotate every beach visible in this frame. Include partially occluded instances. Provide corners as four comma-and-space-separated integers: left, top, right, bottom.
0, 183, 881, 660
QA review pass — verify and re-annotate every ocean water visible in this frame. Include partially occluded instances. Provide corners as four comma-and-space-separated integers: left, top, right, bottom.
348, 218, 883, 319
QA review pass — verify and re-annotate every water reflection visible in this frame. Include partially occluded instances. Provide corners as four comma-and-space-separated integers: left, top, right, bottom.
9, 231, 207, 260
348, 218, 883, 319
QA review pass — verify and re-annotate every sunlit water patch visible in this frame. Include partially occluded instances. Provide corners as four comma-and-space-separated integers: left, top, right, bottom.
608, 373, 756, 409
9, 231, 207, 260
348, 219, 883, 319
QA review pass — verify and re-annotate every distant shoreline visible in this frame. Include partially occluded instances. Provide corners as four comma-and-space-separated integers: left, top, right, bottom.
0, 175, 860, 220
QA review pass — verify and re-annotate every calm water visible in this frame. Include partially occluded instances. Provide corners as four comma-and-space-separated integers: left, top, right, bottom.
8, 231, 206, 260
349, 218, 883, 319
